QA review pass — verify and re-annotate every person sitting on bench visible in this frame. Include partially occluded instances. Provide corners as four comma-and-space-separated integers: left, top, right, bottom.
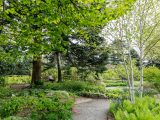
48, 75, 54, 82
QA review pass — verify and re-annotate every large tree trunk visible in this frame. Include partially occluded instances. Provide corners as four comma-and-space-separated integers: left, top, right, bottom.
31, 56, 42, 85
56, 52, 62, 82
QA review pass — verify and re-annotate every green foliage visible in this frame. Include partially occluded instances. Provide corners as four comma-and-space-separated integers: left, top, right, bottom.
115, 62, 139, 81
0, 58, 32, 76
5, 76, 31, 84
106, 89, 129, 99
105, 80, 127, 87
42, 68, 57, 81
45, 81, 87, 92
144, 67, 160, 91
109, 97, 160, 120
69, 67, 78, 80
102, 70, 120, 80
142, 88, 159, 96
3, 116, 30, 120
0, 86, 13, 98
34, 80, 44, 86
0, 77, 6, 86
85, 72, 101, 82
44, 80, 106, 97
0, 89, 74, 120
144, 67, 160, 82
1, 0, 135, 60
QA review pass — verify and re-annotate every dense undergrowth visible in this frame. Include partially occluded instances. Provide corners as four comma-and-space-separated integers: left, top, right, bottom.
42, 81, 132, 99
0, 87, 74, 120
109, 97, 160, 120
42, 81, 107, 98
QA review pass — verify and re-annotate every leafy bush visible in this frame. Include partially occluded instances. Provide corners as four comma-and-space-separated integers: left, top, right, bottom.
142, 88, 159, 96
44, 80, 106, 97
115, 62, 139, 81
105, 80, 127, 87
85, 72, 98, 81
16, 89, 71, 100
42, 68, 58, 81
144, 67, 160, 91
105, 89, 129, 99
44, 81, 87, 91
102, 69, 120, 80
34, 80, 44, 86
144, 67, 160, 82
109, 97, 160, 120
5, 76, 31, 84
0, 77, 5, 86
69, 67, 78, 80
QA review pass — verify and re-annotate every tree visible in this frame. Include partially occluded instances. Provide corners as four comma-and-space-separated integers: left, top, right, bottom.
1, 0, 136, 84
132, 0, 160, 97
66, 32, 109, 80
102, 0, 160, 101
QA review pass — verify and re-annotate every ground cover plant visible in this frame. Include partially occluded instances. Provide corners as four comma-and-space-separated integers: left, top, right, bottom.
43, 80, 107, 98
109, 97, 160, 120
0, 88, 74, 120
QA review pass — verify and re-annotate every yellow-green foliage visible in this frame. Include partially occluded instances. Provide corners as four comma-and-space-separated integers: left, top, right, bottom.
102, 69, 120, 80
144, 67, 160, 91
42, 68, 58, 81
69, 67, 78, 80
115, 62, 139, 81
110, 97, 160, 120
144, 66, 160, 82
5, 76, 31, 84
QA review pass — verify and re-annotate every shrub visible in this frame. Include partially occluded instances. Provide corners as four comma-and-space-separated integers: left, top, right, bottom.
102, 69, 120, 80
5, 76, 31, 84
44, 80, 106, 98
69, 67, 78, 80
42, 68, 57, 81
34, 80, 44, 85
44, 81, 88, 92
144, 67, 160, 82
0, 77, 5, 86
105, 89, 129, 99
115, 62, 139, 81
105, 80, 127, 87
144, 66, 160, 91
109, 97, 160, 120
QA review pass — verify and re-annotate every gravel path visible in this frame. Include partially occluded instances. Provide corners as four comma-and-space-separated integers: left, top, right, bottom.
73, 97, 110, 120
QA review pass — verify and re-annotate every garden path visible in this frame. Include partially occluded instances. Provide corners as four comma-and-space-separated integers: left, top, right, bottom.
73, 97, 110, 120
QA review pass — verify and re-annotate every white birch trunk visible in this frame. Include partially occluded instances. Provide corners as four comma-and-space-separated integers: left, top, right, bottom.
123, 56, 132, 101
139, 48, 144, 98
128, 49, 135, 103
